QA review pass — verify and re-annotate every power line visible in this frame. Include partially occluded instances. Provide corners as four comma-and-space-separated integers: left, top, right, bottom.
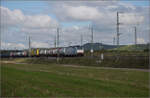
91, 26, 93, 44
134, 26, 137, 45
117, 12, 119, 46
54, 35, 56, 48
57, 27, 60, 62
113, 36, 116, 45
57, 27, 59, 48
90, 24, 94, 56
28, 35, 31, 57
81, 34, 83, 46
116, 12, 123, 46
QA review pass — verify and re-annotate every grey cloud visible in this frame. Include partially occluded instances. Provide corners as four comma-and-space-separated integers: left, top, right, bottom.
1, 1, 149, 49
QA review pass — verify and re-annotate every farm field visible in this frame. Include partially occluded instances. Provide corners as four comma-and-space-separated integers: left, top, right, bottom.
1, 59, 149, 97
1, 0, 149, 97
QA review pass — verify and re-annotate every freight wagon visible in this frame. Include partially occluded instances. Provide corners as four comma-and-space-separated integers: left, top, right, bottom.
1, 46, 84, 58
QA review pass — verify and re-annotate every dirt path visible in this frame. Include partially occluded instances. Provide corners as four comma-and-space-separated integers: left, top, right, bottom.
61, 64, 150, 72
1, 60, 149, 72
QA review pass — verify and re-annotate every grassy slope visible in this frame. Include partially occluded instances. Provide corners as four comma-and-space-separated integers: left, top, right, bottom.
112, 44, 148, 51
21, 56, 149, 69
1, 62, 149, 97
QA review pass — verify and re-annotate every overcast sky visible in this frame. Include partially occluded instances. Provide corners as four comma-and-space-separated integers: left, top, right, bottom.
0, 0, 150, 49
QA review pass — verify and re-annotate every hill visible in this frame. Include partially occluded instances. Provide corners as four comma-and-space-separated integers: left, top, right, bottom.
112, 44, 149, 51
82, 43, 149, 51
83, 43, 118, 51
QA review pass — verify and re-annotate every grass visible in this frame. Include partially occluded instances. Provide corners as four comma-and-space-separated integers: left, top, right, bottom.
1, 61, 149, 97
20, 55, 149, 69
111, 44, 149, 51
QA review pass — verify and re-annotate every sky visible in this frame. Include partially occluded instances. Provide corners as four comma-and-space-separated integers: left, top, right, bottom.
0, 0, 150, 49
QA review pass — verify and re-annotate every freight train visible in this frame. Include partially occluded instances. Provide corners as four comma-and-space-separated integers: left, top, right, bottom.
1, 46, 84, 58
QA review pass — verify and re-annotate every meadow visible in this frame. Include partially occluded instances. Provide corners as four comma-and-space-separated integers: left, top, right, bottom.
1, 58, 149, 97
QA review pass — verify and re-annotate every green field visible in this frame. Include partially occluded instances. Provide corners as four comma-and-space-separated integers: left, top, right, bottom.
1, 60, 149, 97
